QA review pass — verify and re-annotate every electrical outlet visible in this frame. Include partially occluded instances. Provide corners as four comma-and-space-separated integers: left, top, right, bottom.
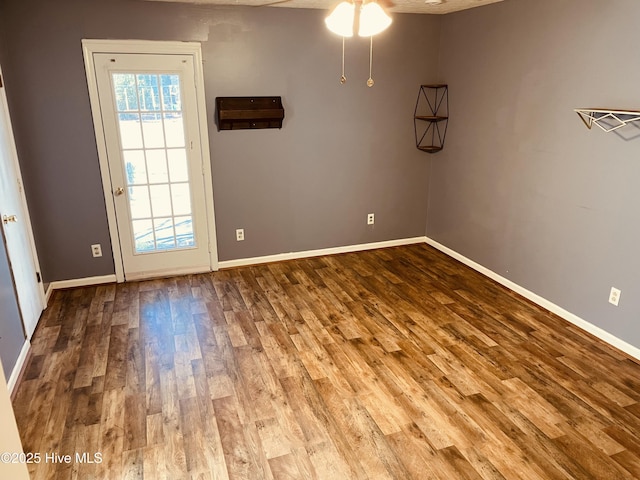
367, 213, 375, 225
609, 287, 621, 306
91, 244, 102, 258
236, 228, 245, 241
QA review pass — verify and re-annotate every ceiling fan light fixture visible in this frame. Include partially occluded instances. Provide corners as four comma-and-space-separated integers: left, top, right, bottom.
325, 0, 392, 87
358, 2, 392, 37
325, 1, 356, 37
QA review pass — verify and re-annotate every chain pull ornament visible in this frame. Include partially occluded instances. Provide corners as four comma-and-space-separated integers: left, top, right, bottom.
367, 36, 375, 87
340, 37, 347, 84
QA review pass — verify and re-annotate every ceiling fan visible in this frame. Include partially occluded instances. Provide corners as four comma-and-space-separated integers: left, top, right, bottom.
250, 0, 397, 87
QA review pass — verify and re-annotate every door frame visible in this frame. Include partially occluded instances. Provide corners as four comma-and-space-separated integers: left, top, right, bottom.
82, 40, 219, 282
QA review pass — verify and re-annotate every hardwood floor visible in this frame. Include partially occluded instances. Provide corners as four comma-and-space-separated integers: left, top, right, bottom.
12, 244, 640, 479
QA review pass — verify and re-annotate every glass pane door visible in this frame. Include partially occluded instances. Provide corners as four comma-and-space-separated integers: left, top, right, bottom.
91, 51, 213, 281
112, 72, 195, 254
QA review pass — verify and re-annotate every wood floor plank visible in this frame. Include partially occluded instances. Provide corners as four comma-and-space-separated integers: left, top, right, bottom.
268, 452, 303, 480
12, 244, 640, 479
213, 395, 262, 480
103, 324, 127, 391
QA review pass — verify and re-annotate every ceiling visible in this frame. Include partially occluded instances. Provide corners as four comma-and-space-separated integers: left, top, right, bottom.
144, 0, 506, 15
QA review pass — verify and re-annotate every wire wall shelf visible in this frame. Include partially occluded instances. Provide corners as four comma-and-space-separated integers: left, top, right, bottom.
414, 84, 449, 154
575, 108, 640, 133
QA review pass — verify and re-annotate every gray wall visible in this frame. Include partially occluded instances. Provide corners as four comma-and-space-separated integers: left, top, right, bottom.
0, 0, 440, 281
0, 230, 26, 380
431, 0, 640, 347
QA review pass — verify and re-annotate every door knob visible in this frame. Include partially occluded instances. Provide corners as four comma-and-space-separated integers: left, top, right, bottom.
114, 187, 125, 196
2, 215, 17, 224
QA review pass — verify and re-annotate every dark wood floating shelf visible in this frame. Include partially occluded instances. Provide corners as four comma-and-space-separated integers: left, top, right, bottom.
216, 96, 284, 131
414, 84, 449, 154
418, 146, 443, 153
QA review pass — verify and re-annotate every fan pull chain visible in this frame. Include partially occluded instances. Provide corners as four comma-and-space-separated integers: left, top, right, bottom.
367, 36, 374, 87
340, 37, 347, 84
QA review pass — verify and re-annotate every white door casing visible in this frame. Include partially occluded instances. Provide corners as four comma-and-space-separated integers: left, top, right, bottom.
83, 40, 218, 282
0, 358, 30, 480
0, 66, 46, 339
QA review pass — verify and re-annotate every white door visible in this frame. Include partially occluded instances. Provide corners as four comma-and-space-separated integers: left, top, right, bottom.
90, 51, 214, 281
0, 69, 45, 339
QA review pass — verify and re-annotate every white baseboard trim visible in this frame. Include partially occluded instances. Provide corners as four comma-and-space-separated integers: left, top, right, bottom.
219, 237, 429, 269
424, 237, 640, 362
8, 340, 30, 395
41, 238, 638, 360
44, 284, 53, 305
46, 274, 117, 303
126, 266, 211, 281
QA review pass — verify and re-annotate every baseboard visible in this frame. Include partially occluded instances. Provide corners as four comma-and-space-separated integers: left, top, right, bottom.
44, 238, 428, 286
425, 237, 640, 362
125, 266, 211, 281
219, 236, 429, 269
35, 238, 640, 363
47, 274, 117, 303
8, 340, 30, 395
44, 283, 54, 305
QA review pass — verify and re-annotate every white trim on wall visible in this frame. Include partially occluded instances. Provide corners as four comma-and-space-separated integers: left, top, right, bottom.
125, 266, 210, 282
45, 274, 117, 304
40, 235, 640, 365
82, 42, 124, 283
43, 238, 427, 299
218, 237, 429, 269
7, 340, 30, 395
424, 237, 640, 362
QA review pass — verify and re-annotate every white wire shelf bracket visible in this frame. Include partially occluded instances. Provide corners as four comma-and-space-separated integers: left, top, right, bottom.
575, 108, 640, 133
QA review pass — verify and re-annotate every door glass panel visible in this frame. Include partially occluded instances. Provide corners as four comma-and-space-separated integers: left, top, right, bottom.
164, 113, 185, 147
141, 113, 164, 148
112, 72, 196, 254
149, 184, 172, 217
118, 113, 143, 149
124, 150, 147, 185
145, 149, 168, 184
137, 74, 161, 111
161, 75, 181, 111
154, 218, 176, 249
168, 149, 189, 182
129, 186, 151, 219
114, 74, 138, 111
132, 219, 155, 252
171, 183, 192, 216
175, 216, 194, 248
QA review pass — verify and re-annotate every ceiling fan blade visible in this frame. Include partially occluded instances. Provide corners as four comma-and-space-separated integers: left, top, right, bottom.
252, 0, 293, 6
252, 0, 395, 10
378, 0, 396, 8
